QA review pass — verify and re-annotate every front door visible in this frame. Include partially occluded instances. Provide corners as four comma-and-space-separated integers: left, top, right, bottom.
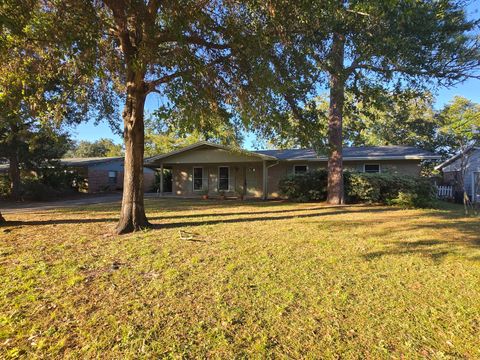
246, 166, 258, 196
162, 168, 173, 193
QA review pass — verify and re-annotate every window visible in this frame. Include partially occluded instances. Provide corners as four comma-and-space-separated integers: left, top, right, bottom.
218, 166, 229, 191
364, 164, 380, 173
193, 167, 203, 191
294, 165, 308, 175
108, 171, 117, 184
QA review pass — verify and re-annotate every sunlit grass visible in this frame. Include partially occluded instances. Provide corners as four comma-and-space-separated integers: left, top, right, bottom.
1, 199, 479, 358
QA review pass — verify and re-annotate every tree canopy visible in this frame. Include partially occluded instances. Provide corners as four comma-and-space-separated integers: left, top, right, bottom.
65, 139, 123, 158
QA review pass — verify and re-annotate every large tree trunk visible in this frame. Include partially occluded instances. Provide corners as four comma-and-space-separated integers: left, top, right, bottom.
327, 33, 345, 205
9, 150, 21, 201
0, 211, 5, 224
115, 78, 151, 234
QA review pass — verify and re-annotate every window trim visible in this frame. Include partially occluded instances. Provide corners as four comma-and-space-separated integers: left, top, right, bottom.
218, 166, 230, 191
293, 164, 309, 175
192, 166, 204, 191
108, 170, 117, 184
363, 163, 381, 173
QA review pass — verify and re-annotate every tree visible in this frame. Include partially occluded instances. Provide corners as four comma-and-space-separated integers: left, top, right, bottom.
0, 118, 71, 199
438, 96, 480, 211
0, 1, 100, 201
66, 139, 123, 158
35, 0, 288, 234
260, 0, 480, 204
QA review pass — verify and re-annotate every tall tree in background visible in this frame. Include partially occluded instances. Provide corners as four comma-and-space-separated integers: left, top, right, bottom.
65, 139, 123, 158
261, 0, 480, 204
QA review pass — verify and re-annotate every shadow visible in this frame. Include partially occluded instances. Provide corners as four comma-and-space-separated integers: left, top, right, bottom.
1, 206, 396, 228
361, 206, 480, 262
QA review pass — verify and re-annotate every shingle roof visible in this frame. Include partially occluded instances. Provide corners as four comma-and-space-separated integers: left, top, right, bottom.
0, 157, 123, 172
254, 146, 440, 160
60, 157, 123, 166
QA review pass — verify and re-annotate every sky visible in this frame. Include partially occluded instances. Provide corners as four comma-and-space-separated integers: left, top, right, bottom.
70, 3, 480, 151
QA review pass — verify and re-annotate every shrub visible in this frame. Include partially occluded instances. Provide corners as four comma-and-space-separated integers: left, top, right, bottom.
279, 169, 328, 202
0, 175, 9, 197
345, 173, 436, 208
279, 170, 436, 208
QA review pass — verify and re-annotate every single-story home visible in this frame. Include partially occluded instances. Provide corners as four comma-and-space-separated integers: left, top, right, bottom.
62, 157, 155, 193
435, 146, 480, 202
0, 157, 156, 194
145, 141, 440, 199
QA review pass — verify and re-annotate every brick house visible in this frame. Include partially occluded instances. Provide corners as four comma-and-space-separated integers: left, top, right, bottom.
62, 157, 155, 193
145, 141, 440, 199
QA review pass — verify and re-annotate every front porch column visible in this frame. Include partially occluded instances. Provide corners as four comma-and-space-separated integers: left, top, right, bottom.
159, 163, 164, 196
263, 160, 268, 200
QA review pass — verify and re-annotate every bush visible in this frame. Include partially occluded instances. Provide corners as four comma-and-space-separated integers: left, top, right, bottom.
278, 169, 328, 202
21, 179, 63, 201
345, 173, 436, 208
0, 175, 9, 197
279, 170, 436, 208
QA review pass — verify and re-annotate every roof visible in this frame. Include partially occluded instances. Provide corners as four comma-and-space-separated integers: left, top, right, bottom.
0, 157, 123, 172
434, 146, 479, 170
60, 157, 123, 166
255, 146, 441, 161
145, 141, 278, 163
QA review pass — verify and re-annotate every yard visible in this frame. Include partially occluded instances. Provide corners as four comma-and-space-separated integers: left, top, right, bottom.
1, 199, 479, 358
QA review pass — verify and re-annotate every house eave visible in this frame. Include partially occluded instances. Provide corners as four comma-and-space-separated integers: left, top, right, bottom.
281, 155, 441, 162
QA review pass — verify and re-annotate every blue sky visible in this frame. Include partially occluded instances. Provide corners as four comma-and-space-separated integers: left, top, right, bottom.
70, 3, 480, 151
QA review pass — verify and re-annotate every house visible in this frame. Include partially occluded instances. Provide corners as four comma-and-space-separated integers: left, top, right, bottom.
145, 141, 440, 199
62, 157, 155, 193
435, 146, 480, 202
0, 157, 156, 194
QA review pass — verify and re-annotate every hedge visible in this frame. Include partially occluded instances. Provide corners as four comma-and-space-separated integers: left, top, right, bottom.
278, 170, 436, 208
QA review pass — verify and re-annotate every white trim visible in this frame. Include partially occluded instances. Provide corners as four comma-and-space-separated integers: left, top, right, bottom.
293, 164, 309, 174
363, 163, 381, 173
192, 166, 204, 192
218, 166, 230, 191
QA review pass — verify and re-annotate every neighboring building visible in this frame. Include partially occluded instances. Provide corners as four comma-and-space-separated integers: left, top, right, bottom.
435, 146, 480, 202
0, 157, 156, 194
61, 157, 155, 193
145, 141, 440, 199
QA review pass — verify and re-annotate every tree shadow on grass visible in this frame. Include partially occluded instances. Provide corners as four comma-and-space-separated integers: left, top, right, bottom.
362, 209, 480, 262
1, 206, 397, 228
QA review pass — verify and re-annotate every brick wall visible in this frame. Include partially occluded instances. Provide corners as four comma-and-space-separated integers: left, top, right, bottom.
87, 167, 155, 193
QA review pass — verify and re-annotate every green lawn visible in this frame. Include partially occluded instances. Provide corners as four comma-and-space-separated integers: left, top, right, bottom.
1, 199, 479, 358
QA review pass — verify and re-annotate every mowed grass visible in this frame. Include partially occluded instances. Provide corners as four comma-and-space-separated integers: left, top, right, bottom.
1, 199, 479, 359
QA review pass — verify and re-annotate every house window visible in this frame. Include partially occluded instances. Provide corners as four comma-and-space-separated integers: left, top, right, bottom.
218, 166, 229, 191
294, 165, 308, 175
193, 167, 204, 191
108, 171, 117, 184
364, 164, 380, 173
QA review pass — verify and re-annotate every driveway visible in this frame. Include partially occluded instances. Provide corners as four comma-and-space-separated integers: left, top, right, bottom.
1, 193, 130, 214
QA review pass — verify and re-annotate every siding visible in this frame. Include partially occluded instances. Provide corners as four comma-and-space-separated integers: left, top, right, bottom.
170, 159, 423, 199
171, 163, 263, 198
442, 149, 480, 199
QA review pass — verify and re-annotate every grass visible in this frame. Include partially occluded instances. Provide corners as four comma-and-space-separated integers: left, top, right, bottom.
1, 199, 479, 359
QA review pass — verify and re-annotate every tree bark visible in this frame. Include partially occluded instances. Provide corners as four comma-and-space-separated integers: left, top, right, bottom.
115, 77, 151, 234
9, 150, 21, 201
327, 32, 345, 205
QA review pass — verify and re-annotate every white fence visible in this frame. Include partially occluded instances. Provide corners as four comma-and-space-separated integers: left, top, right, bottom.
437, 185, 453, 199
